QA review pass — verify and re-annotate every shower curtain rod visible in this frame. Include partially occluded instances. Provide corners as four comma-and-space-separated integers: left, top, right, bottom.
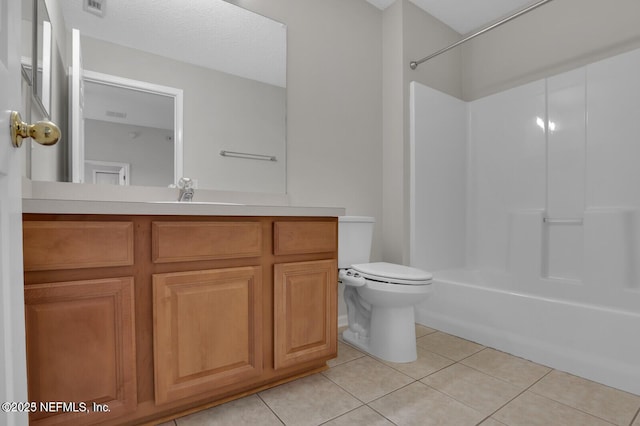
409, 0, 554, 70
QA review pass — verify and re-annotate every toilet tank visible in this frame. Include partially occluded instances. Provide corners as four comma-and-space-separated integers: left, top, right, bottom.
338, 216, 375, 268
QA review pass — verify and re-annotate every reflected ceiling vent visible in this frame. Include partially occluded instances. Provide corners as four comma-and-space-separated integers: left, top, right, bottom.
105, 110, 126, 119
83, 0, 105, 17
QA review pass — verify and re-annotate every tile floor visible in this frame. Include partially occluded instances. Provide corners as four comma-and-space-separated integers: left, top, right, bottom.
159, 325, 640, 426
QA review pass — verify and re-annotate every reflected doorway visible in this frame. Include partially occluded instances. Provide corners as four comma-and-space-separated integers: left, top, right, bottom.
70, 66, 184, 187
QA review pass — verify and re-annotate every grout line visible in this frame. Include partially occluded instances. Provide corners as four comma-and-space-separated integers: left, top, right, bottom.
256, 393, 287, 426
321, 360, 389, 405
479, 369, 620, 426
629, 407, 640, 426
525, 372, 627, 426
477, 368, 554, 423
317, 405, 363, 425
365, 380, 420, 406
366, 402, 400, 426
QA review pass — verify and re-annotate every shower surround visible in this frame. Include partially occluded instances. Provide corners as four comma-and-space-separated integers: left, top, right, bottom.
410, 47, 640, 395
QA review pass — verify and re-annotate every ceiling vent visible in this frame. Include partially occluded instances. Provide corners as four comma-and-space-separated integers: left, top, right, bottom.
83, 0, 105, 17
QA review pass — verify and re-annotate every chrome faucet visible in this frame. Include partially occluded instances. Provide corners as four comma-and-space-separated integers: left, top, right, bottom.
177, 177, 194, 202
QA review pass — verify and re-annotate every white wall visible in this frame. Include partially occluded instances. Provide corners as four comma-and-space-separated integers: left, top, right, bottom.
461, 0, 640, 101
230, 0, 384, 259
84, 120, 174, 187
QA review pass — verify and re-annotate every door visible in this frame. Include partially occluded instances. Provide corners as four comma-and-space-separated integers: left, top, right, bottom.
24, 278, 137, 424
0, 0, 29, 425
153, 267, 263, 404
273, 260, 337, 370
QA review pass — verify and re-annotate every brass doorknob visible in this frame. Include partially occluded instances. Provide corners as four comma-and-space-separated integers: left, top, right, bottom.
10, 111, 61, 148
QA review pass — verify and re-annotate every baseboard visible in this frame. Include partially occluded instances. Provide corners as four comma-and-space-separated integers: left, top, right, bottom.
337, 314, 348, 328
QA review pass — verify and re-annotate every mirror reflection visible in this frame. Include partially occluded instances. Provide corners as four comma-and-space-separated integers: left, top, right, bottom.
34, 0, 52, 117
21, 0, 33, 85
21, 0, 52, 118
82, 74, 178, 187
50, 0, 287, 193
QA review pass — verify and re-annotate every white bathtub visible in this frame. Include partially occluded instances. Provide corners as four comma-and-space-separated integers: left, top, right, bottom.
415, 269, 640, 395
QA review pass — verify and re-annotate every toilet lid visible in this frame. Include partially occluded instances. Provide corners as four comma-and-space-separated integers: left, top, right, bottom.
350, 262, 432, 285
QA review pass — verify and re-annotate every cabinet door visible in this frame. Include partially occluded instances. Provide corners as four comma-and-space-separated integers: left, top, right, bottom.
24, 277, 137, 425
274, 260, 337, 369
153, 267, 263, 404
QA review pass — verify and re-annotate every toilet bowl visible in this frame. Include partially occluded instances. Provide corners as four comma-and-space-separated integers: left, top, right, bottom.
339, 217, 432, 363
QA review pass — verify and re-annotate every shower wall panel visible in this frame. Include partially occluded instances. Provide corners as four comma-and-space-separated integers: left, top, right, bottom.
409, 82, 466, 271
466, 81, 546, 271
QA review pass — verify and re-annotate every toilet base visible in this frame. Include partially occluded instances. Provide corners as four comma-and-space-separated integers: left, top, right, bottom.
343, 305, 418, 363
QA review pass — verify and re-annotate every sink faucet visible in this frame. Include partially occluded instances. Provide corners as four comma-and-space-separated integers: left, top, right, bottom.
177, 177, 194, 202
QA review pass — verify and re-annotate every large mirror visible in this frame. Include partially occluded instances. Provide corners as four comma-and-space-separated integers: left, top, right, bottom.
56, 0, 287, 193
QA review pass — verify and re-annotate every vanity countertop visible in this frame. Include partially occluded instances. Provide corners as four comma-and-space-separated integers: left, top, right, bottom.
22, 198, 345, 217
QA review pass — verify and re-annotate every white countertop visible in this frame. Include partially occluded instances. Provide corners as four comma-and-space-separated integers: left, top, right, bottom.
23, 198, 345, 217
22, 180, 345, 217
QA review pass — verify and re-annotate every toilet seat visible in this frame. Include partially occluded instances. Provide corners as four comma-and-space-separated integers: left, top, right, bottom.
350, 262, 432, 285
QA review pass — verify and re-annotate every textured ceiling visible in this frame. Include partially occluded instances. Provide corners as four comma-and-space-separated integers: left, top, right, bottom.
59, 0, 287, 87
367, 0, 540, 34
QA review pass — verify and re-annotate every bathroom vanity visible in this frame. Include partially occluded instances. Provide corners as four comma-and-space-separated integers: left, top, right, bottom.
21, 199, 341, 425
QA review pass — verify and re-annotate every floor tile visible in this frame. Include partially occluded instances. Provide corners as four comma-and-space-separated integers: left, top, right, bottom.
461, 348, 551, 389
415, 323, 437, 338
369, 381, 486, 426
323, 405, 394, 425
258, 374, 361, 426
416, 331, 484, 361
327, 341, 366, 368
421, 363, 522, 416
175, 395, 282, 426
381, 346, 453, 380
493, 391, 614, 426
529, 370, 640, 425
479, 418, 508, 426
323, 356, 414, 403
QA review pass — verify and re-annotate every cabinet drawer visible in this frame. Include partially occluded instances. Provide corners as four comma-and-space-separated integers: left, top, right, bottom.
273, 221, 337, 255
152, 221, 262, 263
23, 221, 134, 271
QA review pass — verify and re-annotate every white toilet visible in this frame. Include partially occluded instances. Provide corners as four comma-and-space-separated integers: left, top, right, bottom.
339, 216, 432, 363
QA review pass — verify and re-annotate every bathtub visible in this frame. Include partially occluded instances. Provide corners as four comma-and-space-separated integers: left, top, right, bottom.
415, 269, 640, 395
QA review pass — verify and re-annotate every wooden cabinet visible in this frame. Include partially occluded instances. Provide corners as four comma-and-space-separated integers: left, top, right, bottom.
153, 267, 263, 404
22, 220, 137, 425
24, 277, 137, 425
273, 221, 337, 255
152, 221, 262, 263
274, 260, 337, 369
23, 221, 134, 270
22, 215, 338, 425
